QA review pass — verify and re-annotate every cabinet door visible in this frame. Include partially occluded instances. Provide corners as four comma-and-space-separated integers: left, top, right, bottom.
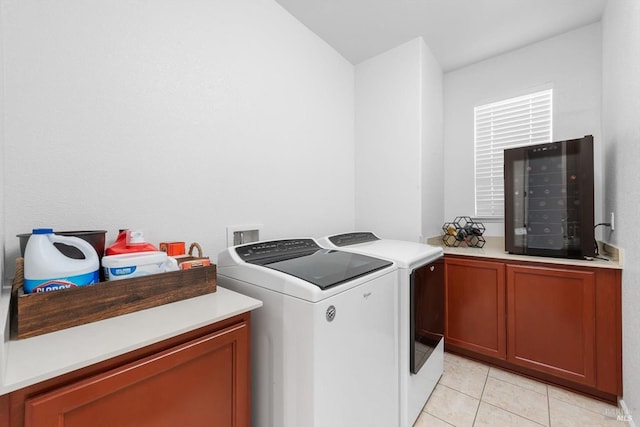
25, 321, 250, 427
445, 258, 506, 359
506, 264, 596, 386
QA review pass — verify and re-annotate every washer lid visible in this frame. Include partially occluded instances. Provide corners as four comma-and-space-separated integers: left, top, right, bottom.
319, 233, 443, 269
235, 239, 392, 290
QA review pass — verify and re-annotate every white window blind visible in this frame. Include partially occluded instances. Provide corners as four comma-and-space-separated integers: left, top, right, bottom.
474, 89, 553, 218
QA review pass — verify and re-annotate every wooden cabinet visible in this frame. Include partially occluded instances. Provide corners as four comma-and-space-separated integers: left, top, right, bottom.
2, 313, 251, 427
506, 264, 596, 386
444, 255, 622, 401
444, 258, 506, 359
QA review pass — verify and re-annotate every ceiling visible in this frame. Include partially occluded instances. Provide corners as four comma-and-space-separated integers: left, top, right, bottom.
273, 0, 607, 71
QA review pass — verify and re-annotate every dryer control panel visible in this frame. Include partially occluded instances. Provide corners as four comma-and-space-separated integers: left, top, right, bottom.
328, 232, 380, 247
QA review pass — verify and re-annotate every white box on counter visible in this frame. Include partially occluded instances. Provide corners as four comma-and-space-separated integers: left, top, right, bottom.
102, 251, 169, 281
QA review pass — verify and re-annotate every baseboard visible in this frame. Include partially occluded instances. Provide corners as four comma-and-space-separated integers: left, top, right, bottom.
619, 399, 636, 426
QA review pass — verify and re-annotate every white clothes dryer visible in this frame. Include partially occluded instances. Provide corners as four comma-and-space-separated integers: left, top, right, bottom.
317, 232, 444, 427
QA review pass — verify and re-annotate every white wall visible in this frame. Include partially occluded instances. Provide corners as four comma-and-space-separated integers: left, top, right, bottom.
354, 37, 443, 241
0, 0, 356, 276
602, 0, 640, 421
420, 41, 444, 239
443, 23, 602, 236
0, 0, 5, 281
0, 0, 6, 386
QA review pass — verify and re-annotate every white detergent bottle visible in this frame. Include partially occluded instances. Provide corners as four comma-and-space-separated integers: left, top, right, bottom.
24, 228, 100, 293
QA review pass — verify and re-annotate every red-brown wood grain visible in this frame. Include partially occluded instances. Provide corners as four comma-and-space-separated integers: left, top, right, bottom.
594, 268, 623, 395
506, 264, 596, 386
443, 254, 622, 403
444, 258, 506, 359
2, 313, 251, 427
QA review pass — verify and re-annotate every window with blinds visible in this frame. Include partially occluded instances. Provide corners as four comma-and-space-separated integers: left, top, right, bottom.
474, 88, 553, 219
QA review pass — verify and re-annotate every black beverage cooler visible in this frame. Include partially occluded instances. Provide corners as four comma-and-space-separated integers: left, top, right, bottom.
504, 135, 595, 259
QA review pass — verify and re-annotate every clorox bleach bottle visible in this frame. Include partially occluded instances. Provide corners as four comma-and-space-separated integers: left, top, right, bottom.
24, 228, 100, 293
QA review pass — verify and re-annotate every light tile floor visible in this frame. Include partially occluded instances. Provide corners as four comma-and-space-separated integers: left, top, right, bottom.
414, 352, 629, 427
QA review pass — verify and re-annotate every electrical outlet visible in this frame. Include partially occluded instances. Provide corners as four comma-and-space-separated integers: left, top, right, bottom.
611, 212, 615, 231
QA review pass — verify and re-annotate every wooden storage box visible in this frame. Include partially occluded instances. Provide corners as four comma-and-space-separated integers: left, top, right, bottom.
10, 265, 217, 339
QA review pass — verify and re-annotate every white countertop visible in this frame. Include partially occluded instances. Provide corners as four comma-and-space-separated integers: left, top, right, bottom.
426, 236, 623, 270
0, 286, 262, 395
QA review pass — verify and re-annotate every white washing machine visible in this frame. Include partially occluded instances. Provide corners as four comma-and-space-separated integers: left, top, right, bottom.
317, 232, 444, 427
217, 238, 400, 427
